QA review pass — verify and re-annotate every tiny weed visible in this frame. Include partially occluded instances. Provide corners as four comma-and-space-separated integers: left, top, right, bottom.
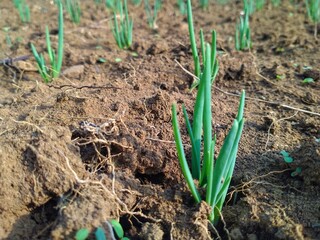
302, 77, 314, 83
280, 150, 293, 163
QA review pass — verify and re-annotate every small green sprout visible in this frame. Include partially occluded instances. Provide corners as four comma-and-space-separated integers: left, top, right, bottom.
144, 0, 162, 29
186, 0, 219, 89
280, 150, 293, 163
200, 0, 209, 9
106, 0, 116, 10
172, 38, 245, 224
271, 0, 281, 7
31, 1, 64, 83
17, 0, 30, 23
255, 0, 265, 10
291, 167, 302, 177
112, 0, 133, 49
132, 0, 142, 6
2, 27, 12, 48
64, 0, 81, 24
110, 220, 130, 240
305, 0, 320, 38
243, 0, 255, 15
235, 10, 251, 51
276, 74, 285, 80
177, 0, 187, 15
302, 77, 314, 83
75, 228, 89, 240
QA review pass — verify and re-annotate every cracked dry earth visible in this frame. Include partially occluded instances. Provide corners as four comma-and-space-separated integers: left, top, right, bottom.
0, 0, 319, 239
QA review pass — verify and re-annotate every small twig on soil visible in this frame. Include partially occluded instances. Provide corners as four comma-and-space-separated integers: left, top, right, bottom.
265, 111, 299, 150
145, 137, 175, 144
11, 119, 44, 133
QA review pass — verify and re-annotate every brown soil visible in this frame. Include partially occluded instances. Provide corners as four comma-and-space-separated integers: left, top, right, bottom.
0, 0, 319, 239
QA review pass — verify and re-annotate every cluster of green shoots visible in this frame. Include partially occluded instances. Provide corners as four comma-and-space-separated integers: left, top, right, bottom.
186, 0, 219, 89
305, 0, 320, 38
63, 0, 81, 24
75, 220, 129, 240
112, 0, 133, 49
13, 0, 30, 23
31, 2, 64, 83
235, 9, 251, 51
144, 0, 162, 29
172, 36, 245, 224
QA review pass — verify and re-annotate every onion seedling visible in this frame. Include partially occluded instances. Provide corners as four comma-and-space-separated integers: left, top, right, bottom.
17, 0, 30, 23
200, 0, 209, 9
255, 0, 265, 10
30, 2, 64, 83
243, 0, 255, 15
64, 0, 81, 24
177, 0, 187, 15
144, 0, 162, 29
172, 40, 245, 224
271, 0, 281, 6
235, 9, 251, 51
305, 0, 320, 38
112, 0, 133, 49
186, 0, 219, 89
132, 0, 142, 6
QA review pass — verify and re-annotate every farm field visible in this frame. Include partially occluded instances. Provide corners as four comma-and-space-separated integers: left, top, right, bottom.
0, 0, 319, 239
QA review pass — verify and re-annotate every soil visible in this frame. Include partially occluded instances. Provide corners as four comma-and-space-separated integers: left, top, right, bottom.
0, 0, 319, 239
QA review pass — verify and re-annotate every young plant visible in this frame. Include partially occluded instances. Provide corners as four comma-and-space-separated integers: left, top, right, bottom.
172, 42, 245, 224
106, 0, 116, 10
235, 10, 251, 51
2, 27, 12, 48
64, 0, 81, 24
271, 0, 281, 7
112, 0, 133, 49
255, 0, 265, 10
177, 0, 187, 15
305, 0, 320, 38
132, 0, 142, 6
17, 0, 30, 23
200, 0, 209, 9
144, 0, 162, 29
186, 0, 219, 89
243, 0, 255, 15
30, 2, 64, 83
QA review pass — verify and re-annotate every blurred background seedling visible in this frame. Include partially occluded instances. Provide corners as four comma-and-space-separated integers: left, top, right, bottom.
177, 0, 187, 15
30, 2, 64, 82
255, 0, 265, 10
235, 9, 251, 51
112, 0, 133, 49
243, 0, 255, 15
305, 0, 320, 38
271, 0, 281, 7
18, 0, 30, 23
63, 0, 81, 24
200, 0, 209, 9
144, 0, 162, 29
131, 0, 142, 6
2, 27, 13, 48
